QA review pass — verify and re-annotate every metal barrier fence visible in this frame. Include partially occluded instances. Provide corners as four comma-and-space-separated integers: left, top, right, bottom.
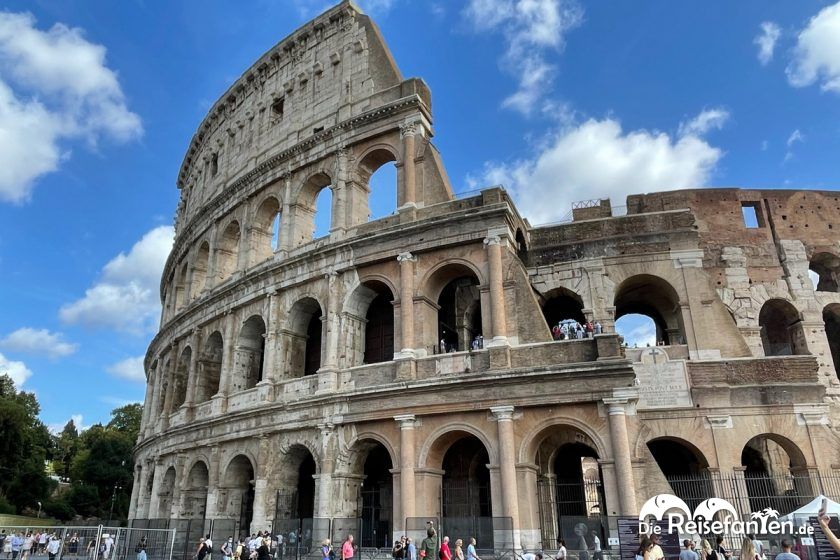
129, 519, 236, 560
0, 525, 176, 560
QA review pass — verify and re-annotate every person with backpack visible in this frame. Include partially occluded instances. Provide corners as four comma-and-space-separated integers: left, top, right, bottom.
195, 538, 209, 560
205, 535, 214, 560
135, 537, 148, 560
233, 539, 244, 560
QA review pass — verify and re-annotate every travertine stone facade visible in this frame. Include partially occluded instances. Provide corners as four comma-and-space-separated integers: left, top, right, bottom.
131, 1, 840, 550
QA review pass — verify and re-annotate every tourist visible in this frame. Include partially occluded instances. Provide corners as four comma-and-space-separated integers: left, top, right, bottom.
439, 537, 451, 560
205, 534, 214, 560
234, 539, 245, 560
439, 339, 447, 354
649, 535, 664, 560
419, 525, 437, 560
592, 535, 602, 560
84, 538, 95, 560
320, 539, 332, 560
739, 538, 759, 560
11, 533, 23, 560
594, 322, 602, 335
714, 537, 730, 560
521, 553, 542, 560
257, 538, 271, 560
135, 537, 148, 560
585, 321, 593, 337
221, 538, 233, 559
555, 539, 567, 560
635, 538, 653, 560
699, 540, 713, 560
67, 535, 80, 560
21, 534, 33, 560
38, 534, 48, 556
748, 536, 764, 560
453, 540, 464, 560
196, 537, 210, 560
340, 536, 354, 560
466, 539, 480, 560
774, 541, 799, 560
46, 535, 61, 560
680, 540, 698, 560
2, 533, 10, 560
406, 538, 416, 560
103, 534, 114, 560
393, 537, 405, 560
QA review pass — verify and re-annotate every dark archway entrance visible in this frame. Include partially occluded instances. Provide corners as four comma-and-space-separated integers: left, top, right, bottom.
647, 438, 710, 512
741, 435, 811, 515
361, 444, 393, 547
364, 292, 395, 364
759, 299, 806, 356
824, 304, 840, 379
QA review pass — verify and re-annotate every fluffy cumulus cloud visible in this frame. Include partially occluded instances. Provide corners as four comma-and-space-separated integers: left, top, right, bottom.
0, 327, 78, 359
786, 1, 840, 92
0, 11, 142, 203
471, 111, 725, 224
0, 351, 33, 386
754, 22, 781, 66
60, 225, 174, 334
107, 356, 146, 382
463, 0, 583, 115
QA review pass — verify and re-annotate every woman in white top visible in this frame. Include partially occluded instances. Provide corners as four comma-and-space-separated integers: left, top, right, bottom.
555, 540, 567, 560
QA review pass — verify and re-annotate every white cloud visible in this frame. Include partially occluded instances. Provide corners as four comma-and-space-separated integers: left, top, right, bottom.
754, 21, 781, 66
786, 1, 840, 92
107, 356, 146, 382
784, 128, 805, 162
470, 112, 724, 224
678, 107, 730, 137
0, 351, 33, 387
60, 225, 174, 334
0, 327, 78, 359
48, 414, 86, 434
463, 0, 583, 115
0, 11, 142, 203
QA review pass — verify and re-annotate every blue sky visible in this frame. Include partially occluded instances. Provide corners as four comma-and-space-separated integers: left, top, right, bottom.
1, 0, 839, 429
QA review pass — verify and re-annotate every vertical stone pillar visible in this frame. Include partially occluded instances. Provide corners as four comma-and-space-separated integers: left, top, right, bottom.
140, 365, 154, 437
397, 252, 417, 357
603, 397, 638, 515
161, 341, 179, 431
262, 292, 281, 384
399, 122, 418, 209
183, 329, 202, 411
484, 235, 509, 346
318, 273, 341, 394
395, 415, 418, 527
147, 459, 165, 519
205, 446, 222, 520
205, 229, 218, 291
213, 312, 236, 414
334, 147, 348, 233
129, 464, 143, 520
251, 436, 271, 532
491, 406, 521, 549
316, 423, 337, 519
279, 171, 293, 255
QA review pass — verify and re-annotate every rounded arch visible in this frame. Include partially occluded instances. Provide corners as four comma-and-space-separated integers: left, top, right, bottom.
274, 443, 319, 522
418, 423, 497, 470
356, 144, 399, 221
172, 346, 192, 409
741, 433, 812, 515
356, 143, 401, 172
196, 330, 223, 402
647, 436, 710, 475
216, 219, 242, 282
186, 459, 210, 487
519, 417, 609, 464
614, 273, 684, 346
421, 261, 485, 353
741, 433, 809, 471
515, 228, 528, 263
344, 280, 396, 366
223, 453, 257, 487
287, 297, 324, 377
419, 259, 486, 303
235, 315, 266, 391
157, 466, 177, 517
176, 261, 189, 311
222, 453, 256, 535
190, 241, 210, 300
252, 194, 282, 263
824, 303, 840, 378
759, 298, 805, 356
336, 432, 399, 474
810, 252, 840, 292
541, 287, 586, 334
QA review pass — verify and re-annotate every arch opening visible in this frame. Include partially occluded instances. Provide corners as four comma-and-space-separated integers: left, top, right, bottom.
441, 434, 492, 519
646, 438, 710, 513
197, 331, 223, 402
810, 252, 840, 292
191, 242, 210, 300
175, 263, 189, 312
183, 461, 209, 520
273, 445, 318, 547
741, 435, 811, 515
345, 281, 395, 366
253, 196, 282, 263
234, 316, 266, 391
157, 467, 176, 518
297, 173, 333, 244
515, 229, 528, 264
172, 347, 191, 410
824, 304, 840, 379
359, 148, 398, 221
437, 272, 482, 353
542, 288, 586, 339
360, 442, 394, 547
287, 298, 323, 377
217, 221, 242, 283
224, 455, 256, 536
759, 299, 806, 356
614, 275, 685, 346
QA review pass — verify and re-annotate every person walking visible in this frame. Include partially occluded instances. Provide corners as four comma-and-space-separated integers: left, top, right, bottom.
635, 538, 653, 560
555, 540, 567, 560
205, 535, 214, 560
739, 538, 759, 560
21, 534, 33, 560
135, 537, 148, 560
679, 540, 698, 560
257, 538, 271, 560
714, 537, 730, 560
774, 540, 800, 560
196, 538, 210, 560
340, 537, 354, 560
67, 536, 79, 560
46, 536, 61, 560
439, 538, 451, 560
419, 525, 437, 560
465, 539, 480, 560
699, 540, 713, 560
406, 539, 416, 560
649, 535, 664, 560
453, 540, 464, 560
11, 533, 23, 560
393, 538, 405, 560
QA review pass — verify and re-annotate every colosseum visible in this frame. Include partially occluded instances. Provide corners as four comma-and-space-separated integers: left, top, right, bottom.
130, 1, 840, 555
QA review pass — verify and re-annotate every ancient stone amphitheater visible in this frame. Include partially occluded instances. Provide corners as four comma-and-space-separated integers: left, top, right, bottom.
130, 1, 840, 553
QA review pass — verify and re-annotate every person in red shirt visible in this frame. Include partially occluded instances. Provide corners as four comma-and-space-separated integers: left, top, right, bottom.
341, 536, 354, 560
440, 537, 452, 560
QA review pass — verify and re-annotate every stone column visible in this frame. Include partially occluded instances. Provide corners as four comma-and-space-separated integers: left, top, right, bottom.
491, 406, 521, 548
205, 446, 222, 520
161, 341, 179, 431
129, 464, 143, 519
395, 415, 418, 526
213, 312, 236, 414
278, 171, 293, 255
183, 330, 202, 412
397, 252, 417, 357
262, 293, 281, 384
333, 147, 348, 233
603, 397, 638, 515
140, 366, 154, 437
484, 235, 509, 346
317, 273, 341, 394
147, 459, 165, 519
399, 122, 418, 209
315, 424, 337, 519
251, 436, 271, 532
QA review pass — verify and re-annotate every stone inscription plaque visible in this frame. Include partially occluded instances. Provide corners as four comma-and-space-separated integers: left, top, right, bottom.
632, 347, 693, 410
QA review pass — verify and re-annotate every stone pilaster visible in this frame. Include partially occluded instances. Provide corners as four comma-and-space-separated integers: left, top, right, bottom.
395, 414, 418, 525
396, 252, 417, 358
484, 235, 509, 346
603, 393, 638, 515
490, 406, 520, 549
399, 122, 419, 210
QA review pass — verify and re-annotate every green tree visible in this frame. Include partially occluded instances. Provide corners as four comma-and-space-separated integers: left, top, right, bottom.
54, 419, 80, 480
107, 403, 142, 437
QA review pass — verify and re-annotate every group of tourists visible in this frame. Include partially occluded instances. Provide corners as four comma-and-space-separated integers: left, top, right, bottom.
0, 532, 109, 560
550, 321, 602, 341
634, 533, 807, 560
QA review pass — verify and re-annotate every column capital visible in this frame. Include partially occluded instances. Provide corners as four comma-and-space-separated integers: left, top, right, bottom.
400, 120, 421, 138
483, 235, 502, 247
490, 405, 516, 421
397, 252, 417, 263
394, 414, 418, 429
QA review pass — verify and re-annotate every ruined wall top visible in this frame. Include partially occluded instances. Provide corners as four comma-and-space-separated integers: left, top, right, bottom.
174, 1, 419, 225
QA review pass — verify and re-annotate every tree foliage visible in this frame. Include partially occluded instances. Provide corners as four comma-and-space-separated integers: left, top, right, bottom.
0, 374, 141, 522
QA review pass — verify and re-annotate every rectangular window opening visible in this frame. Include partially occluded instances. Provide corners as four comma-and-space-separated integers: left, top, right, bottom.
271, 98, 284, 119
741, 202, 764, 228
